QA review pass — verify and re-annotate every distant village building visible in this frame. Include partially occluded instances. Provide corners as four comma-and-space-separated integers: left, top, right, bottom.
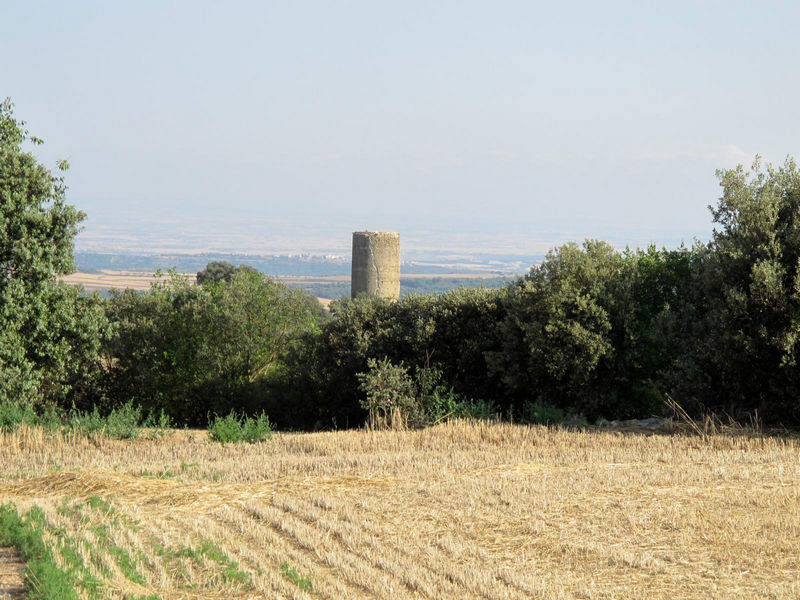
351, 231, 400, 300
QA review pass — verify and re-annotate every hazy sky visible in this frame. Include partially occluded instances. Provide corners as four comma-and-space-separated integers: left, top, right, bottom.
4, 1, 799, 252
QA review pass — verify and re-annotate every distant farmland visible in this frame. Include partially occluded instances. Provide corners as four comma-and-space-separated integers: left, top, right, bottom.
1, 422, 798, 599
61, 270, 515, 300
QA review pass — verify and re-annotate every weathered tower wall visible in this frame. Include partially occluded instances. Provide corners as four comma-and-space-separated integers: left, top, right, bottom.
351, 231, 400, 300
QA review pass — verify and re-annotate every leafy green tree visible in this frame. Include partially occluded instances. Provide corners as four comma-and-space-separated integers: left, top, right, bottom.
196, 260, 258, 285
488, 241, 619, 416
287, 295, 394, 427
0, 99, 108, 406
104, 269, 322, 425
683, 158, 800, 423
606, 245, 696, 416
201, 269, 321, 383
396, 288, 507, 410
285, 288, 508, 429
102, 271, 204, 420
488, 240, 696, 420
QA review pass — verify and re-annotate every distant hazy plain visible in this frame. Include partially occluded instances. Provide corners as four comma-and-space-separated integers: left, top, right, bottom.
75, 209, 707, 262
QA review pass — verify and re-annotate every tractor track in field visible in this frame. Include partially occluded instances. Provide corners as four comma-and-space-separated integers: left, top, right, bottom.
0, 547, 26, 600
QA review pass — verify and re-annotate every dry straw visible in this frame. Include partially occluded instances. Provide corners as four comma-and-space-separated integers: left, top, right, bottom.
1, 421, 799, 599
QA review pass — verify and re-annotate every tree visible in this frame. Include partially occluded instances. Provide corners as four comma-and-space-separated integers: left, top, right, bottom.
0, 99, 108, 406
686, 157, 800, 423
283, 288, 508, 429
488, 241, 619, 417
201, 269, 321, 384
486, 240, 696, 420
196, 260, 258, 285
103, 268, 322, 425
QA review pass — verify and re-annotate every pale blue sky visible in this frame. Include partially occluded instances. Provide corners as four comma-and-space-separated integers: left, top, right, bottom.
4, 1, 799, 253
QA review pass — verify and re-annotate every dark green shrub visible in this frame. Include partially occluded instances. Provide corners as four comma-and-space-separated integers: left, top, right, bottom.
287, 289, 509, 430
207, 413, 242, 443
240, 412, 273, 443
141, 409, 174, 437
64, 402, 144, 440
357, 357, 416, 429
522, 400, 569, 425
0, 401, 64, 432
104, 269, 320, 427
413, 367, 497, 424
453, 398, 498, 421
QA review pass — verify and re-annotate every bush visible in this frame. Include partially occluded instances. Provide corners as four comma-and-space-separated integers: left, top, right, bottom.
208, 411, 272, 444
65, 406, 105, 436
413, 367, 497, 424
141, 409, 174, 437
289, 289, 509, 430
453, 398, 498, 421
65, 402, 143, 439
103, 269, 321, 426
357, 358, 416, 429
0, 400, 37, 432
521, 400, 569, 425
0, 401, 63, 432
104, 401, 142, 440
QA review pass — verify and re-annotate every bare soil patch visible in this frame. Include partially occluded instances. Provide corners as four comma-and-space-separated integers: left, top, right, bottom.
0, 547, 26, 600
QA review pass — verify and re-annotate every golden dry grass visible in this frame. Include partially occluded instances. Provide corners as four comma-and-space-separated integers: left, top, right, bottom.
60, 270, 177, 292
1, 421, 798, 599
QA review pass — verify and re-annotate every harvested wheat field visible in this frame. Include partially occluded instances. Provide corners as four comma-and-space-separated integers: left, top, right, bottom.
1, 421, 799, 599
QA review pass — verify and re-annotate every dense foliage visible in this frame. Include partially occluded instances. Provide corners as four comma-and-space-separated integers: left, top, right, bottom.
0, 100, 108, 407
102, 269, 324, 425
196, 260, 258, 285
671, 159, 800, 423
3, 101, 799, 428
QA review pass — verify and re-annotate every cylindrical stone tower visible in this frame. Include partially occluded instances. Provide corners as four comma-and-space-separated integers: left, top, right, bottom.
351, 231, 400, 300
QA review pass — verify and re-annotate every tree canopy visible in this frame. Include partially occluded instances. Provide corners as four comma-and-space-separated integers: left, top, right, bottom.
196, 260, 258, 285
0, 99, 108, 405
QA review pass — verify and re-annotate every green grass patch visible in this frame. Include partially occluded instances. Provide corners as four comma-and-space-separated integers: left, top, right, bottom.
87, 494, 112, 515
138, 467, 176, 479
108, 545, 146, 585
0, 399, 173, 440
281, 561, 313, 592
0, 503, 81, 600
1, 496, 156, 600
156, 538, 253, 590
207, 411, 272, 444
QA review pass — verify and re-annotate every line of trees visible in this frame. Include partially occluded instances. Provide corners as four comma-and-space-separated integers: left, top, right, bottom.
2, 100, 800, 429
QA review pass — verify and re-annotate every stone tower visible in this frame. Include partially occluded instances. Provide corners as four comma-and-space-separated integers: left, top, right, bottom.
351, 231, 400, 300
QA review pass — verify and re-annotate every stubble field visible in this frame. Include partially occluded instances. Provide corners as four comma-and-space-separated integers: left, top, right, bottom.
1, 421, 798, 599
